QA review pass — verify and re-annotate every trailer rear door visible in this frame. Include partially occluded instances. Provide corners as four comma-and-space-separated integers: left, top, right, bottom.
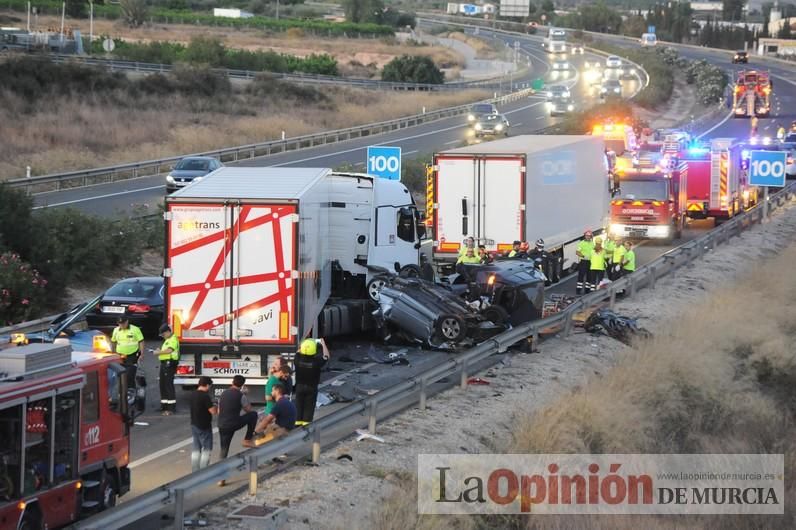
166, 203, 297, 346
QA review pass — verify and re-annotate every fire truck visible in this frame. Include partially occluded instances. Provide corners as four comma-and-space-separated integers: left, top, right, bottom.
0, 343, 141, 530
732, 70, 772, 118
684, 139, 756, 221
609, 162, 688, 242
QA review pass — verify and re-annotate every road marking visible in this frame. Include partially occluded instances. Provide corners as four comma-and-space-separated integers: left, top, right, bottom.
401, 150, 418, 157
536, 116, 545, 120
444, 139, 461, 145
33, 185, 165, 209
696, 110, 734, 140
512, 122, 523, 127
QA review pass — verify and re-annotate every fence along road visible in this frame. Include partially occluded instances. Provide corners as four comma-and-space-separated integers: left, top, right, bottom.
77, 182, 796, 530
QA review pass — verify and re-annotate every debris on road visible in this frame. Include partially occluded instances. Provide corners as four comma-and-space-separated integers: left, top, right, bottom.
541, 294, 576, 317
466, 377, 491, 386
583, 309, 651, 345
355, 429, 385, 443
316, 392, 335, 407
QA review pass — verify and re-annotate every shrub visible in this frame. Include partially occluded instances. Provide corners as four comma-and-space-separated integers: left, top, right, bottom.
0, 253, 48, 326
120, 0, 148, 27
382, 55, 444, 84
183, 36, 226, 67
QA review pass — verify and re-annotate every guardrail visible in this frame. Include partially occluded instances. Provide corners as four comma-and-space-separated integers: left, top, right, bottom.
46, 53, 521, 92
8, 87, 536, 193
77, 181, 796, 530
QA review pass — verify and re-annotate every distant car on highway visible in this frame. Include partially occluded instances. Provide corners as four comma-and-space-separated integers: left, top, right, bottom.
166, 156, 223, 193
467, 103, 498, 124
546, 85, 571, 100
732, 50, 748, 64
570, 42, 585, 54
552, 59, 571, 71
606, 55, 622, 68
473, 113, 510, 137
549, 97, 575, 116
86, 277, 165, 337
600, 79, 623, 98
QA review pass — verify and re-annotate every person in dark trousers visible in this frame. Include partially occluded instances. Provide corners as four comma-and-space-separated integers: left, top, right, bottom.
576, 230, 594, 294
253, 383, 297, 445
190, 376, 217, 472
293, 337, 330, 424
216, 375, 258, 486
111, 317, 144, 390
151, 324, 179, 415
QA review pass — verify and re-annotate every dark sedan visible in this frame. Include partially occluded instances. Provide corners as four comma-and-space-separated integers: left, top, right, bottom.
86, 277, 165, 336
473, 113, 510, 137
166, 156, 223, 193
732, 50, 748, 64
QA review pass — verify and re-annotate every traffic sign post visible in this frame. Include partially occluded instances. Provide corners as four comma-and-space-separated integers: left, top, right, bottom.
748, 150, 787, 219
366, 146, 402, 181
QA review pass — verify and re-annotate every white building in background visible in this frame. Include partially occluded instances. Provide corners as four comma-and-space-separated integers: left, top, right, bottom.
213, 8, 254, 19
758, 37, 796, 55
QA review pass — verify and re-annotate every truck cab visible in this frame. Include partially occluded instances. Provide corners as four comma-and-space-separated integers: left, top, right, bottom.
733, 70, 771, 118
326, 172, 425, 300
609, 165, 687, 242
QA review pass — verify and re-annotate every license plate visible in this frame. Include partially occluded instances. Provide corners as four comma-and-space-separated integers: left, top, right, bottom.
629, 229, 647, 237
202, 360, 260, 376
213, 387, 225, 399
101, 306, 125, 314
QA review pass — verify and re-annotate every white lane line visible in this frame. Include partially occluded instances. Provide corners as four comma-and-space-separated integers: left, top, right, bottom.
401, 150, 418, 157
444, 139, 461, 145
696, 110, 734, 139
512, 122, 523, 127
536, 116, 545, 120
33, 185, 165, 209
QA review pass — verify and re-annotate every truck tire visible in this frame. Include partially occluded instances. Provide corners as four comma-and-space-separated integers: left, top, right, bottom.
482, 305, 510, 325
100, 474, 118, 510
435, 315, 466, 342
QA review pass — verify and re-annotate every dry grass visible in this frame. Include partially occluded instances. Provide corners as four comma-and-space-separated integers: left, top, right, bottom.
444, 31, 504, 60
361, 244, 796, 530
10, 11, 465, 72
0, 85, 488, 180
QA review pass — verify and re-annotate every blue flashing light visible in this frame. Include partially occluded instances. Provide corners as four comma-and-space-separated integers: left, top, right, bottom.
687, 146, 709, 156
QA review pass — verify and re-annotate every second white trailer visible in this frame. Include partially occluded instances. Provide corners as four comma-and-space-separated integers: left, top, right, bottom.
431, 135, 610, 277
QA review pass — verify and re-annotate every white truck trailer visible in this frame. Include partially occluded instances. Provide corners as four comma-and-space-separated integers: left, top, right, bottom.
430, 135, 611, 281
165, 168, 422, 399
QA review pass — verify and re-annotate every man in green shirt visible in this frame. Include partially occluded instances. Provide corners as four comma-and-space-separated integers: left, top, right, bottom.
111, 317, 144, 389
264, 365, 292, 415
575, 230, 594, 294
622, 241, 636, 276
610, 238, 626, 280
152, 324, 180, 415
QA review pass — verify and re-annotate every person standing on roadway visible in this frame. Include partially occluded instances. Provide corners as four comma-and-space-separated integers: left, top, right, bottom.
216, 375, 258, 486
602, 236, 616, 278
610, 238, 626, 280
590, 239, 607, 288
575, 230, 594, 294
622, 241, 636, 276
110, 316, 144, 389
777, 124, 786, 141
294, 338, 331, 425
189, 376, 217, 472
151, 323, 180, 415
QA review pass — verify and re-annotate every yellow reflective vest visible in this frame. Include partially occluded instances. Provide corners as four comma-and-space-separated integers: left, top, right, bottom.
158, 336, 180, 361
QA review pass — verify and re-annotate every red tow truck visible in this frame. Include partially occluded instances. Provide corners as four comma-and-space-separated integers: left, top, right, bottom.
0, 343, 141, 530
683, 139, 756, 221
609, 162, 688, 242
732, 70, 772, 118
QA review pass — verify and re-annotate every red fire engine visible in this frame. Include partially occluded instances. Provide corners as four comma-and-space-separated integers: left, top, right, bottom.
683, 139, 757, 221
609, 162, 688, 242
732, 70, 772, 118
0, 344, 141, 530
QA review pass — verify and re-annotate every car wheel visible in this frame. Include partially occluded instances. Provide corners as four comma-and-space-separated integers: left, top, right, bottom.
482, 305, 510, 325
367, 277, 387, 302
435, 315, 466, 342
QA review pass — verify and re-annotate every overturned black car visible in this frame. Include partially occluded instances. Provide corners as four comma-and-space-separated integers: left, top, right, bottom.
371, 260, 545, 350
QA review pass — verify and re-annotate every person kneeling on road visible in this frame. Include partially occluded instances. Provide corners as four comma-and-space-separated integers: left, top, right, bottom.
217, 375, 258, 486
254, 383, 297, 445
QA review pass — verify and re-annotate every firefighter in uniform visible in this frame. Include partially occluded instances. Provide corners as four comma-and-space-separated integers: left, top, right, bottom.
590, 239, 607, 288
575, 230, 594, 294
602, 236, 616, 279
111, 317, 144, 389
152, 324, 180, 415
610, 238, 626, 280
528, 238, 552, 286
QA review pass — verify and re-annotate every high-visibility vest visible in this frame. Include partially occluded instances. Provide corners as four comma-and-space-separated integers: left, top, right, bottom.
590, 249, 606, 271
111, 325, 144, 356
604, 239, 616, 259
458, 254, 482, 264
577, 239, 594, 260
612, 245, 626, 264
623, 250, 636, 271
158, 336, 180, 361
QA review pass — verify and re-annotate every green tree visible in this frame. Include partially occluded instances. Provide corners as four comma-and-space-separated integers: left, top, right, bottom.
622, 14, 648, 38
65, 0, 87, 18
778, 21, 792, 38
0, 184, 35, 262
722, 0, 745, 21
382, 55, 444, 84
341, 0, 385, 24
120, 0, 149, 27
183, 36, 226, 67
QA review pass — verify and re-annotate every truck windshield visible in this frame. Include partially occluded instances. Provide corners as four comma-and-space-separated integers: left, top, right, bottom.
619, 180, 669, 201
605, 139, 626, 155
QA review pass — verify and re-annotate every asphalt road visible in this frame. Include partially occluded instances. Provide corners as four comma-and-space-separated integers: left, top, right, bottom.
54, 30, 796, 526
33, 41, 638, 217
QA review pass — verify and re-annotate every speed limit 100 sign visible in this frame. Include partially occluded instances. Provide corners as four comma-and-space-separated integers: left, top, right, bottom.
749, 150, 787, 187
